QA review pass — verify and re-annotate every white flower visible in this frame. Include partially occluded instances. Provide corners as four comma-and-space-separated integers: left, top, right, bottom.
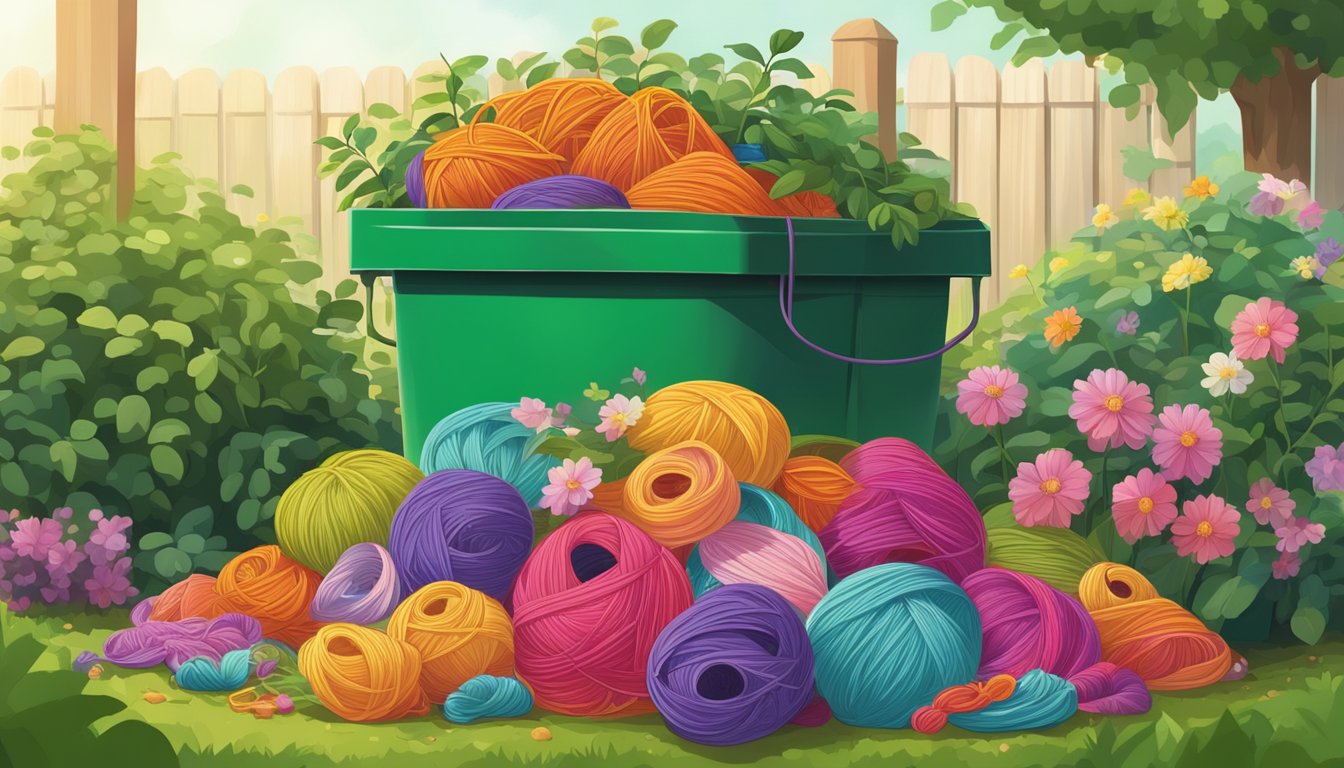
1200, 352, 1253, 396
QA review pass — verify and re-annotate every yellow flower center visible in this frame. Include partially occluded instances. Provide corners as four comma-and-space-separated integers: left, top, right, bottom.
1196, 521, 1214, 538
611, 412, 627, 424
1039, 478, 1062, 495
1255, 323, 1271, 338
1057, 320, 1076, 334
1104, 395, 1125, 413
1138, 497, 1154, 514
1259, 496, 1274, 510
1219, 366, 1237, 379
565, 479, 581, 490
984, 384, 1005, 399
1179, 431, 1198, 448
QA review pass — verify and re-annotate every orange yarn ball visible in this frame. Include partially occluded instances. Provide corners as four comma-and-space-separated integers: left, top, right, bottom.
627, 152, 788, 216
772, 455, 859, 532
148, 574, 225, 622
744, 167, 842, 218
616, 441, 741, 549
571, 87, 733, 190
386, 581, 515, 704
476, 78, 629, 166
214, 545, 323, 647
422, 123, 565, 208
298, 623, 430, 722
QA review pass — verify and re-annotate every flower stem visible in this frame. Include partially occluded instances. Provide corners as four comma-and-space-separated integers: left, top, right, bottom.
1182, 286, 1192, 357
1185, 562, 1209, 611
993, 425, 1012, 487
1267, 359, 1294, 483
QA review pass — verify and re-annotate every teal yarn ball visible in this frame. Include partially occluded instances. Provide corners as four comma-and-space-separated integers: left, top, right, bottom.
442, 675, 534, 724
420, 402, 560, 507
686, 483, 835, 597
806, 563, 981, 729
949, 669, 1077, 732
175, 649, 251, 692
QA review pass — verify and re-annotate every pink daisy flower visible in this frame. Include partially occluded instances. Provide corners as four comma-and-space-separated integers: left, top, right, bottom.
1245, 478, 1295, 526
1068, 368, 1155, 451
631, 367, 647, 387
1170, 494, 1241, 564
955, 366, 1028, 427
1110, 468, 1178, 543
1272, 551, 1301, 580
1274, 516, 1326, 553
10, 518, 62, 561
596, 394, 645, 442
1008, 448, 1092, 528
511, 397, 554, 433
539, 457, 603, 517
1151, 404, 1223, 484
1230, 298, 1299, 364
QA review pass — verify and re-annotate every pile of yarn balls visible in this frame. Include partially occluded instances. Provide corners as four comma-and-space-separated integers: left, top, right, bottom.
110, 378, 1246, 746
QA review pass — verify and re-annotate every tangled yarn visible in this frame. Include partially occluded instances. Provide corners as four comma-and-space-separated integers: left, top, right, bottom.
298, 623, 430, 722
646, 584, 815, 746
820, 438, 985, 583
215, 545, 324, 647
310, 543, 401, 625
1070, 662, 1152, 715
772, 455, 858, 533
419, 402, 559, 507
274, 449, 424, 575
422, 122, 564, 208
145, 574, 225, 622
512, 512, 693, 717
176, 648, 252, 692
443, 675, 534, 724
476, 77, 628, 162
986, 523, 1105, 594
492, 174, 630, 209
615, 441, 741, 548
691, 521, 828, 615
388, 470, 534, 600
627, 152, 788, 216
88, 613, 262, 672
387, 581, 514, 703
915, 669, 1078, 734
627, 380, 791, 487
1078, 563, 1232, 690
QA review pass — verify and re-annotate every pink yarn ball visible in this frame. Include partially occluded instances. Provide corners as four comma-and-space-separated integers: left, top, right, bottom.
962, 568, 1101, 680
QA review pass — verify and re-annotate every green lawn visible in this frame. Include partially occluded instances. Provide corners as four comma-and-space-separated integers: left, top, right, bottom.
10, 608, 1344, 768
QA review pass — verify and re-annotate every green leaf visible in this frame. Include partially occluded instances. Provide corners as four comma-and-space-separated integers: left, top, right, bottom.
931, 0, 968, 31
139, 531, 174, 551
1095, 286, 1132, 310
725, 43, 766, 66
148, 418, 191, 445
77, 306, 118, 330
150, 319, 193, 346
151, 444, 185, 482
1198, 0, 1230, 19
526, 63, 560, 88
770, 169, 807, 199
1047, 342, 1105, 377
230, 184, 254, 198
341, 113, 360, 138
366, 102, 400, 119
591, 16, 619, 33
175, 506, 215, 539
69, 419, 97, 441
771, 58, 813, 79
154, 546, 192, 578
1292, 575, 1329, 644
1, 335, 44, 361
314, 136, 346, 150
116, 395, 151, 439
768, 29, 804, 56
178, 533, 206, 555
641, 19, 678, 50
186, 349, 219, 390
49, 440, 77, 482
195, 393, 222, 424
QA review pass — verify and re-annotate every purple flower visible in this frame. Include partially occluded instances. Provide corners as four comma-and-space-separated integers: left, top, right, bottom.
632, 367, 647, 387
1305, 443, 1344, 492
1115, 311, 1140, 336
275, 694, 294, 714
256, 659, 279, 679
10, 518, 62, 561
88, 509, 104, 522
84, 559, 137, 609
7, 596, 31, 612
1315, 238, 1343, 279
1248, 174, 1308, 217
89, 516, 130, 554
1275, 516, 1326, 553
53, 507, 73, 521
1296, 201, 1325, 230
47, 539, 84, 573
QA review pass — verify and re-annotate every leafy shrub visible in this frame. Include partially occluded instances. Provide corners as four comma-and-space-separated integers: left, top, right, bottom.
0, 507, 135, 612
935, 171, 1344, 643
0, 129, 399, 590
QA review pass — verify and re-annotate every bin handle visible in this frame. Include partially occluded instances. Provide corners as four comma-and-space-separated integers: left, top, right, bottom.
778, 216, 981, 365
360, 273, 398, 347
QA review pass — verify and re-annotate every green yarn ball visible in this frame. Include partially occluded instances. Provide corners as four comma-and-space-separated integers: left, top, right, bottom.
985, 523, 1105, 594
275, 449, 424, 574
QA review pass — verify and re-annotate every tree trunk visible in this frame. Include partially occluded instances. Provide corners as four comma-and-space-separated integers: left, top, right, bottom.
1230, 47, 1318, 186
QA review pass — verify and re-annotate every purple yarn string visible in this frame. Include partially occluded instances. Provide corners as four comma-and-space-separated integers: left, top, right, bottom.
646, 583, 815, 746
130, 595, 157, 626
388, 469, 534, 601
85, 613, 262, 673
491, 175, 630, 210
405, 151, 427, 208
310, 542, 400, 625
1071, 662, 1152, 715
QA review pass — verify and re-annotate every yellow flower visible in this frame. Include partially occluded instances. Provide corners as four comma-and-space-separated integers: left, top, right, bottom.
1161, 253, 1213, 292
1092, 203, 1119, 233
1133, 261, 1145, 270
1009, 264, 1029, 279
1049, 257, 1070, 273
1123, 187, 1150, 207
1142, 196, 1190, 231
256, 213, 270, 223
1044, 307, 1083, 348
1290, 255, 1321, 280
1183, 175, 1220, 200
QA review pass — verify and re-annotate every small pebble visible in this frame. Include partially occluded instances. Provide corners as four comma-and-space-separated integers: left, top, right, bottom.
62, 623, 73, 630
1309, 656, 1318, 662
1266, 690, 1280, 699
425, 736, 437, 744
999, 743, 1010, 753
143, 691, 166, 704
531, 727, 552, 742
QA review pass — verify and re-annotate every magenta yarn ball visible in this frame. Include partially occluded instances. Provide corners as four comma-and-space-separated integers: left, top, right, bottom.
962, 568, 1101, 680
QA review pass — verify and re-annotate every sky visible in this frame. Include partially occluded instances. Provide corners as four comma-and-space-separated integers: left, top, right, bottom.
1, 0, 1239, 130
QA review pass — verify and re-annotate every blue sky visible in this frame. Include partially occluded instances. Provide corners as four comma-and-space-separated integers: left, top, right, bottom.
2, 0, 1239, 130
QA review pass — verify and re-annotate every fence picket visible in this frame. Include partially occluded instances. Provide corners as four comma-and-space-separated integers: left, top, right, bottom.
1319, 77, 1344, 211
175, 68, 222, 184
317, 67, 363, 293
904, 53, 955, 176
954, 56, 1001, 312
1046, 60, 1098, 249
1150, 107, 1195, 199
0, 67, 44, 177
999, 60, 1047, 286
135, 67, 175, 165
1098, 84, 1152, 205
272, 67, 321, 237
222, 69, 272, 223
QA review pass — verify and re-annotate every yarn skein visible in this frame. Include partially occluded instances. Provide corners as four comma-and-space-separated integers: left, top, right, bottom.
986, 523, 1105, 594
146, 573, 225, 622
422, 123, 565, 208
627, 152, 789, 217
387, 581, 514, 704
616, 441, 741, 548
90, 613, 262, 672
214, 545, 324, 647
692, 521, 828, 616
772, 455, 858, 533
1078, 563, 1232, 690
646, 584, 815, 746
627, 380, 791, 487
419, 402, 559, 507
176, 648, 252, 692
684, 483, 833, 593
492, 175, 630, 209
443, 675, 534, 724
820, 438, 986, 584
310, 542, 401, 625
275, 449, 424, 575
298, 623, 430, 722
388, 470, 534, 601
914, 669, 1078, 734
512, 512, 693, 717
962, 568, 1101, 681
475, 77, 628, 163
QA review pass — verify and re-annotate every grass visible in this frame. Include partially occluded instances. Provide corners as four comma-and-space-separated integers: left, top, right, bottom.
9, 608, 1344, 768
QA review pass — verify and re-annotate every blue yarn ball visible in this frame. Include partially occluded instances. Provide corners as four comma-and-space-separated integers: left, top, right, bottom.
686, 484, 835, 597
175, 649, 252, 692
442, 675, 534, 724
950, 669, 1077, 732
420, 402, 560, 507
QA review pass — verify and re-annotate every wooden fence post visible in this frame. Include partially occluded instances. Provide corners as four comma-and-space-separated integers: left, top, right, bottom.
134, 67, 174, 165
272, 67, 321, 234
317, 67, 364, 292
999, 60, 1047, 282
1098, 83, 1153, 204
954, 56, 1000, 310
905, 53, 955, 181
1150, 107, 1195, 199
0, 68, 45, 178
175, 68, 222, 185
1316, 77, 1343, 211
1046, 60, 1099, 249
831, 18, 899, 159
55, 0, 137, 219
221, 69, 272, 223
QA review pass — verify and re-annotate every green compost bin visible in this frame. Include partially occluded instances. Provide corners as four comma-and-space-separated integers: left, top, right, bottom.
351, 209, 990, 466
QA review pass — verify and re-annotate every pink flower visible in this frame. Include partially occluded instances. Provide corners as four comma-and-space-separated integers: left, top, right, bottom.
89, 516, 129, 553
1068, 368, 1155, 451
84, 559, 137, 609
539, 457, 602, 516
1008, 448, 1093, 528
1151, 404, 1222, 484
511, 397, 555, 433
1274, 516, 1326, 553
1170, 494, 1241, 564
1115, 311, 1140, 336
1272, 551, 1301, 580
46, 539, 85, 575
1245, 478, 1295, 526
1111, 468, 1178, 543
1230, 298, 1299, 364
1247, 174, 1308, 217
1305, 443, 1344, 492
955, 365, 1028, 427
596, 394, 645, 442
10, 518, 62, 561
631, 367, 647, 387
1296, 200, 1325, 230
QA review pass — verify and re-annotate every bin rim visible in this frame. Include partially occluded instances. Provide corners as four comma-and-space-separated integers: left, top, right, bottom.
350, 208, 991, 278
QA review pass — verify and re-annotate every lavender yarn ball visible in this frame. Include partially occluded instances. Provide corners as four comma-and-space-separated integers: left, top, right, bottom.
491, 175, 630, 210
406, 150, 428, 208
646, 583, 814, 746
388, 470, 534, 600
310, 542, 401, 625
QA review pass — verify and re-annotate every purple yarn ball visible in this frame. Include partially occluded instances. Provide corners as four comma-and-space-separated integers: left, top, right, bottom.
388, 470, 533, 601
491, 175, 630, 210
405, 150, 428, 208
646, 583, 815, 746
310, 542, 401, 625
1072, 662, 1152, 715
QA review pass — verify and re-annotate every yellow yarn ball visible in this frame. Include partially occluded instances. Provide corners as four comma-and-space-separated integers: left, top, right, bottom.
275, 449, 424, 575
626, 381, 791, 486
386, 581, 515, 704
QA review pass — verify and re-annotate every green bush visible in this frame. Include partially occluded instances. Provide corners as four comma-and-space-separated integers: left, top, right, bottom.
0, 129, 399, 590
